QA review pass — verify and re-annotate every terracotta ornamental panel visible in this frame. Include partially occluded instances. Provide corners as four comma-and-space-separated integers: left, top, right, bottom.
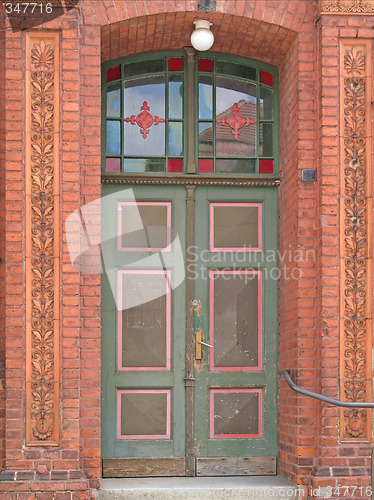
339, 40, 372, 441
320, 0, 374, 14
25, 32, 60, 446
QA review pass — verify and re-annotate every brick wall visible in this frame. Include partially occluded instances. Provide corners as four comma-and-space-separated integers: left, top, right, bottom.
77, 18, 102, 485
0, 3, 6, 474
4, 14, 24, 476
310, 15, 374, 499
278, 2, 321, 487
1, 3, 101, 497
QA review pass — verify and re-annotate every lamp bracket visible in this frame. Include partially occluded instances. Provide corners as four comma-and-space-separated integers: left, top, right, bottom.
197, 0, 216, 12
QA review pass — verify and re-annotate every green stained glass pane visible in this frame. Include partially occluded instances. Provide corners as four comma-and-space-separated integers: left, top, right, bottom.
216, 61, 256, 81
168, 122, 183, 156
199, 75, 213, 119
216, 159, 256, 174
106, 121, 121, 155
260, 86, 273, 120
169, 76, 183, 119
123, 59, 165, 79
260, 123, 273, 157
107, 86, 121, 117
123, 158, 165, 173
199, 122, 213, 157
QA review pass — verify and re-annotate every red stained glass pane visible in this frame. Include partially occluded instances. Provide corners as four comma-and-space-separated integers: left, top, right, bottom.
198, 58, 213, 72
259, 159, 273, 174
106, 158, 121, 172
199, 159, 213, 173
107, 66, 121, 82
168, 57, 184, 71
259, 70, 273, 87
168, 159, 183, 173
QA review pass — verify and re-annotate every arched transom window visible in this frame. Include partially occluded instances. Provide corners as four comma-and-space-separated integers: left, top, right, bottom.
103, 52, 278, 176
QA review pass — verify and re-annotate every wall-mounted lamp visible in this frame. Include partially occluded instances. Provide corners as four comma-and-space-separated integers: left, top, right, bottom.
190, 20, 214, 51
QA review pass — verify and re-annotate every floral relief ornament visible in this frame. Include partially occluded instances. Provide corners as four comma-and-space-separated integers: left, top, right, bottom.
28, 39, 56, 442
344, 409, 366, 437
31, 40, 54, 71
344, 47, 366, 76
341, 45, 369, 439
320, 0, 374, 14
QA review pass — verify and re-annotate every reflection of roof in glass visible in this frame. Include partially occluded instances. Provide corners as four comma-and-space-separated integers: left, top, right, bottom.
199, 100, 257, 157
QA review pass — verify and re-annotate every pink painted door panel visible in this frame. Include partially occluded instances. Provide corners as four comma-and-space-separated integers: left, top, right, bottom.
102, 184, 187, 463
193, 186, 278, 464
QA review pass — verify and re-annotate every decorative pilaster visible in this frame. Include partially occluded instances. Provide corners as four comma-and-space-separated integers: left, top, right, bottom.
25, 33, 60, 445
339, 41, 372, 441
320, 0, 374, 14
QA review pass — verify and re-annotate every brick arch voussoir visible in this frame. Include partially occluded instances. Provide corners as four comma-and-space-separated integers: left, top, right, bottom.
101, 10, 299, 67
91, 0, 314, 34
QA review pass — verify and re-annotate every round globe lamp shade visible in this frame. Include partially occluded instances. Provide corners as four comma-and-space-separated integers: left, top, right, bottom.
191, 20, 214, 52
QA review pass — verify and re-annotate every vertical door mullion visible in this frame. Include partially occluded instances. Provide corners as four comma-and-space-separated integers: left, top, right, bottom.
184, 45, 197, 475
185, 47, 196, 174
185, 185, 196, 475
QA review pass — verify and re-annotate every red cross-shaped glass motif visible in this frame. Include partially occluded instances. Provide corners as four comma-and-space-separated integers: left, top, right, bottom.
216, 102, 257, 140
124, 101, 165, 139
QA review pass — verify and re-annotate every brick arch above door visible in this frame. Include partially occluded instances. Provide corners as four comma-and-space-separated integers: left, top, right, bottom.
96, 0, 315, 64
100, 11, 303, 66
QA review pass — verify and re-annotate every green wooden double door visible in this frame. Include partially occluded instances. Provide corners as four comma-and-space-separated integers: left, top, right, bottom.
102, 182, 278, 477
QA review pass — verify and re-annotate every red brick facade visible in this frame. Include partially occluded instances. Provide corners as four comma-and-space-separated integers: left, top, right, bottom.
0, 0, 373, 498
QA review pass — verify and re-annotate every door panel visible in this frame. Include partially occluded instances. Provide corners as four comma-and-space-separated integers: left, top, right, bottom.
118, 270, 171, 371
101, 184, 186, 469
210, 270, 261, 370
102, 183, 278, 477
193, 186, 277, 474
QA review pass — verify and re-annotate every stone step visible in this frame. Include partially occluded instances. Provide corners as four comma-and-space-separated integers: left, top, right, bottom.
96, 476, 301, 499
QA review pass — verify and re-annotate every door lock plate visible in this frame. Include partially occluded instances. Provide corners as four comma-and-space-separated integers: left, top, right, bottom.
196, 330, 202, 360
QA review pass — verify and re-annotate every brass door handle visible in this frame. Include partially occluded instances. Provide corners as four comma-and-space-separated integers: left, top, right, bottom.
195, 331, 212, 360
198, 341, 213, 348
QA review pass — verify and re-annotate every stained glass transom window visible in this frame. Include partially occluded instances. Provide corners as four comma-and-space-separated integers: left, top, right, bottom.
103, 54, 277, 175
198, 58, 276, 174
104, 56, 184, 174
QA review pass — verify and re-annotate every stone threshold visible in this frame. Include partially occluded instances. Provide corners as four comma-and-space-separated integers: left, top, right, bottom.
96, 476, 301, 499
